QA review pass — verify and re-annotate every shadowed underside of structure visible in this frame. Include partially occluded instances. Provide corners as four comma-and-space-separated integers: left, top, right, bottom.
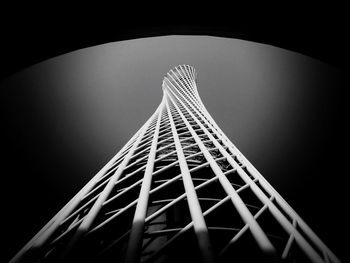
10, 65, 341, 263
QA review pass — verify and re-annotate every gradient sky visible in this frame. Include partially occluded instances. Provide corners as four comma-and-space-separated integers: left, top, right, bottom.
1, 35, 347, 262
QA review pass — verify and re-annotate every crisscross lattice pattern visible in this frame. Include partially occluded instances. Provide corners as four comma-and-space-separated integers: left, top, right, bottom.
11, 65, 341, 263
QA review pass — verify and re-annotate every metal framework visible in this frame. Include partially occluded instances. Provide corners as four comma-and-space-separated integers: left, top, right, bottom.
11, 65, 341, 263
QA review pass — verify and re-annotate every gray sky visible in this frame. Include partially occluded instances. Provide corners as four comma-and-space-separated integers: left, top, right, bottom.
16, 35, 338, 187
2, 35, 346, 262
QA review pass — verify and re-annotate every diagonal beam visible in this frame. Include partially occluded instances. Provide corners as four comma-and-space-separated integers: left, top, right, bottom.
166, 85, 328, 262
58, 104, 162, 260
125, 97, 164, 263
165, 95, 214, 263
9, 123, 143, 263
165, 89, 279, 261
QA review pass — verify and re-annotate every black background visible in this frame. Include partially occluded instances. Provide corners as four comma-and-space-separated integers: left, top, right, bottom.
1, 3, 348, 263
0, 3, 349, 80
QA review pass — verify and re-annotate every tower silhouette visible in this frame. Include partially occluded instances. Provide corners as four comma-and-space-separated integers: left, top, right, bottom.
11, 65, 341, 263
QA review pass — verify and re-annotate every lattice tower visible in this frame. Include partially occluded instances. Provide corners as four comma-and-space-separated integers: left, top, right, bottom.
10, 65, 341, 263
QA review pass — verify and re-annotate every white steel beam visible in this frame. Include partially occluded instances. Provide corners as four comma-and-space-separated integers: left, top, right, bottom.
59, 105, 162, 260
165, 95, 214, 263
166, 71, 340, 262
165, 90, 279, 261
125, 97, 164, 263
10, 124, 143, 263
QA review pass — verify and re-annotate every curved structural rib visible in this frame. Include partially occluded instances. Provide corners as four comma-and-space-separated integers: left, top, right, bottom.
10, 65, 341, 263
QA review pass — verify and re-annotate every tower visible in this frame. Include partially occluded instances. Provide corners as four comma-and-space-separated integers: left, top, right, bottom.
11, 65, 341, 263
